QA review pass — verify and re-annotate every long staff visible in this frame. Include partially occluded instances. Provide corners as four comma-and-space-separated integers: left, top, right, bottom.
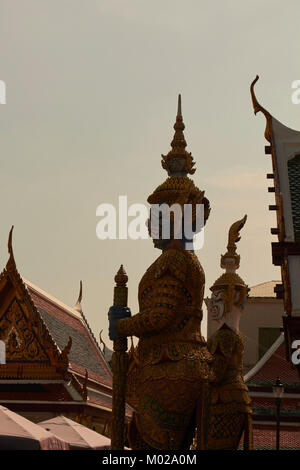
110, 265, 129, 450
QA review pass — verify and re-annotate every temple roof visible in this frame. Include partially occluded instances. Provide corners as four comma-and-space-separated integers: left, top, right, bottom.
0, 236, 113, 412
0, 228, 133, 423
25, 279, 112, 387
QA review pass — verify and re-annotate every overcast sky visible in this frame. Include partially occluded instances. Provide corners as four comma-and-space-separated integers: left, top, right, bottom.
1, 0, 300, 344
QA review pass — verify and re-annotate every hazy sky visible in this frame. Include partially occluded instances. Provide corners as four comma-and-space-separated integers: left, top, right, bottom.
1, 0, 300, 345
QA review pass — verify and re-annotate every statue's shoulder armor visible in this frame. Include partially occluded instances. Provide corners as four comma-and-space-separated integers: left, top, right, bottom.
153, 246, 188, 282
209, 325, 238, 357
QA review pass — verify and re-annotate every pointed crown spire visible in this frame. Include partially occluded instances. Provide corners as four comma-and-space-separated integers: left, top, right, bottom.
170, 94, 187, 152
210, 216, 249, 312
221, 215, 248, 270
161, 95, 196, 176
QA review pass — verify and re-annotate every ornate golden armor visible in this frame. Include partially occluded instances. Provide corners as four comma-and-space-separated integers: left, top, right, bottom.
117, 242, 211, 450
206, 325, 252, 450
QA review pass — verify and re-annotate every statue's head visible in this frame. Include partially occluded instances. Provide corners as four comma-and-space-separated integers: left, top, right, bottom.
205, 215, 249, 322
206, 278, 248, 324
147, 177, 210, 251
205, 289, 225, 323
146, 95, 210, 251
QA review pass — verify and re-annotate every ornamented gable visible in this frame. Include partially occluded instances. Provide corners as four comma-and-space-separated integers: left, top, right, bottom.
0, 228, 117, 433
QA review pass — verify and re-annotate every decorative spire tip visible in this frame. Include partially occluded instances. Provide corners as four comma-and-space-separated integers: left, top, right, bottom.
74, 280, 83, 312
221, 215, 248, 270
250, 75, 272, 142
161, 95, 196, 176
6, 225, 16, 269
177, 94, 182, 117
114, 265, 128, 287
8, 225, 14, 256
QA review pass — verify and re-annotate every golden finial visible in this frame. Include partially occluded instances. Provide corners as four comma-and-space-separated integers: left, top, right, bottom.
250, 75, 272, 142
177, 93, 182, 115
74, 280, 83, 312
170, 94, 187, 153
113, 265, 128, 308
211, 216, 249, 312
8, 225, 14, 256
114, 265, 128, 287
226, 215, 247, 256
6, 225, 16, 270
221, 215, 247, 270
161, 95, 196, 176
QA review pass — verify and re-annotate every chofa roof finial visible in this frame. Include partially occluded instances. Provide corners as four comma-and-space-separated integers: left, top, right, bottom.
6, 226, 16, 270
74, 280, 83, 312
250, 75, 272, 142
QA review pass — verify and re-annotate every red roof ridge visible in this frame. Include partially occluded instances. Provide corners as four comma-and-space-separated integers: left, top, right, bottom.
24, 278, 84, 322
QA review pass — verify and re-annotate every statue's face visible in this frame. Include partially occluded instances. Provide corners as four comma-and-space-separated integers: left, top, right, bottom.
168, 157, 186, 175
148, 209, 182, 251
205, 289, 225, 323
147, 216, 171, 251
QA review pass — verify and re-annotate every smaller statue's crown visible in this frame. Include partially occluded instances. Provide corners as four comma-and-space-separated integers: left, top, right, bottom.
220, 215, 247, 271
211, 216, 249, 312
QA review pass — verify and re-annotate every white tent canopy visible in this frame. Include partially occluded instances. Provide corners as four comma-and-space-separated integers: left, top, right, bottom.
38, 415, 111, 450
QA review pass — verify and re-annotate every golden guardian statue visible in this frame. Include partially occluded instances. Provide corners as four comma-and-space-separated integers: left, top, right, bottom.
205, 215, 253, 450
109, 96, 212, 450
